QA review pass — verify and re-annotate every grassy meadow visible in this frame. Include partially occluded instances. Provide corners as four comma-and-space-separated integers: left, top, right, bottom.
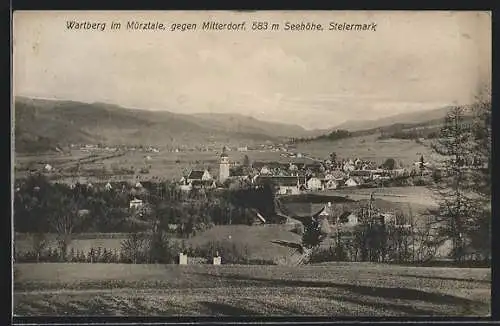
14, 133, 442, 183
13, 262, 491, 316
295, 135, 439, 166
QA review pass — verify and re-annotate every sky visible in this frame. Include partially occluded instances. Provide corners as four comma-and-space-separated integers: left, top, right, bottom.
13, 11, 491, 130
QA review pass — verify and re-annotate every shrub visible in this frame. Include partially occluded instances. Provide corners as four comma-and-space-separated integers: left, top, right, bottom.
309, 244, 348, 264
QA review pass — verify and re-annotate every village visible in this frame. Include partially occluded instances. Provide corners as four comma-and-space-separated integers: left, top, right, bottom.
175, 147, 435, 195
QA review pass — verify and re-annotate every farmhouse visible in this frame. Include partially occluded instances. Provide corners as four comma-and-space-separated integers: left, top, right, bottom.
256, 175, 303, 195
324, 179, 339, 190
187, 169, 213, 183
345, 177, 361, 187
306, 176, 323, 191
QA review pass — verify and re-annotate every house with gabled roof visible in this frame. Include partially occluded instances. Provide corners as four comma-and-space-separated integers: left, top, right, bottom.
325, 170, 347, 181
306, 176, 323, 191
345, 177, 362, 187
187, 169, 212, 183
324, 179, 340, 190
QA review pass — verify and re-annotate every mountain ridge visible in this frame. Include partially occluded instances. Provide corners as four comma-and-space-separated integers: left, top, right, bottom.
13, 96, 457, 154
332, 106, 454, 132
13, 97, 313, 153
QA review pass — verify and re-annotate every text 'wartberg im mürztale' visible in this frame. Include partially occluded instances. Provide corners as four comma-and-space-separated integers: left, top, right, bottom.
65, 20, 378, 32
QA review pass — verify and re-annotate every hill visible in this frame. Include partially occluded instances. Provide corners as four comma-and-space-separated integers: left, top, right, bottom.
191, 113, 313, 139
334, 107, 453, 132
186, 225, 304, 265
13, 97, 311, 153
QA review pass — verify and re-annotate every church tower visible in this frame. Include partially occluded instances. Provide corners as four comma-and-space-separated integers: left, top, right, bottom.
219, 147, 230, 183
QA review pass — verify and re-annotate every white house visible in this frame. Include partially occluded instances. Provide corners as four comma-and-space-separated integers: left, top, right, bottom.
345, 177, 360, 187
306, 177, 323, 191
104, 182, 113, 191
179, 183, 193, 192
187, 169, 213, 183
44, 164, 53, 172
129, 198, 143, 209
325, 179, 339, 190
276, 178, 301, 195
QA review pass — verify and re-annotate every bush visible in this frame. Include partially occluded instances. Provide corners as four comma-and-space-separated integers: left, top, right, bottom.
309, 244, 349, 264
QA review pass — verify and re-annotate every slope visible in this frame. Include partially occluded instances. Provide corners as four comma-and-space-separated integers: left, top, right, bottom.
334, 107, 453, 132
186, 224, 303, 265
191, 113, 312, 139
14, 97, 308, 153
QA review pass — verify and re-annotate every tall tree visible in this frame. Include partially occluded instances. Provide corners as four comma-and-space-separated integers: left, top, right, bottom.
243, 155, 250, 167
430, 106, 475, 262
302, 218, 327, 249
468, 88, 492, 260
47, 193, 86, 261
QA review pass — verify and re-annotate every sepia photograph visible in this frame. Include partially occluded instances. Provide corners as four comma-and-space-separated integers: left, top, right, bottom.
12, 10, 491, 317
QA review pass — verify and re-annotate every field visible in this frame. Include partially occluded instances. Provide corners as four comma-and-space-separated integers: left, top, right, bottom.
317, 186, 438, 207
14, 133, 440, 182
295, 134, 440, 166
13, 263, 491, 316
14, 148, 291, 183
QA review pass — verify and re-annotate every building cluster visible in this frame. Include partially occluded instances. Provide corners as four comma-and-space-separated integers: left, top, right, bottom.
175, 150, 435, 195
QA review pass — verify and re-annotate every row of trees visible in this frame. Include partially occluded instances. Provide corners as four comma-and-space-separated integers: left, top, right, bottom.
14, 174, 277, 260
289, 129, 352, 144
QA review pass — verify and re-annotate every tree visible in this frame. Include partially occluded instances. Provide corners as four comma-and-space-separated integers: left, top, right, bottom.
121, 232, 146, 264
302, 218, 327, 249
47, 193, 86, 261
330, 152, 337, 163
429, 106, 475, 262
382, 158, 396, 170
468, 89, 491, 260
30, 233, 48, 263
419, 155, 425, 176
243, 155, 250, 167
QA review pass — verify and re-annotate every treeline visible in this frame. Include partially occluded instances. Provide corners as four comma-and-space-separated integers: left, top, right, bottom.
14, 174, 277, 235
290, 129, 351, 143
15, 237, 275, 266
378, 127, 440, 140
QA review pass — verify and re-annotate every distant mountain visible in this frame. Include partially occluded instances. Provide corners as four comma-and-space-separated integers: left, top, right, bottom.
333, 107, 454, 132
13, 97, 314, 153
191, 113, 313, 139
